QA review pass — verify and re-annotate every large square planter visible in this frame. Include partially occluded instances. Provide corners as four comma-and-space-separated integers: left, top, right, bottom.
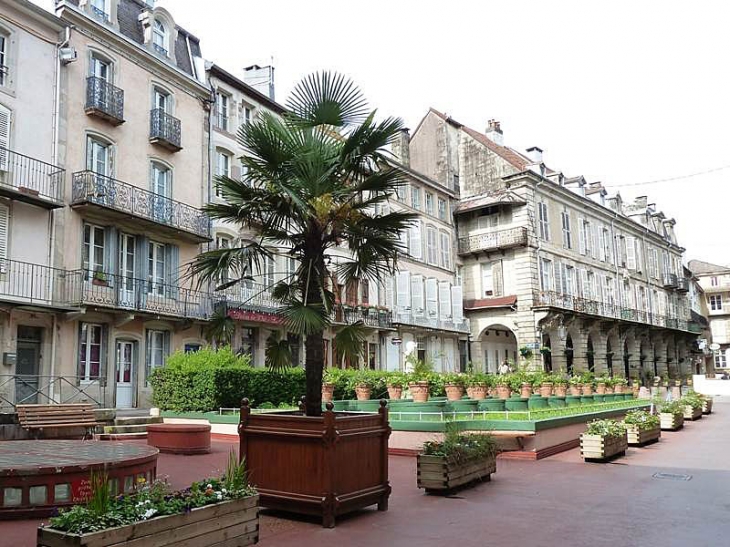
660, 412, 684, 431
580, 433, 628, 461
702, 398, 713, 414
417, 453, 496, 493
683, 405, 702, 421
625, 424, 661, 446
37, 495, 259, 546
238, 399, 390, 528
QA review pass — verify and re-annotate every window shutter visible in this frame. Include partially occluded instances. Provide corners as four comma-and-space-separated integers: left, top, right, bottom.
103, 226, 117, 288
135, 235, 148, 303
626, 236, 636, 270
425, 278, 438, 318
396, 271, 411, 312
163, 331, 171, 367
0, 105, 11, 171
385, 275, 394, 309
554, 261, 563, 294
410, 222, 422, 259
591, 225, 598, 259
100, 324, 109, 384
370, 279, 379, 306
439, 281, 451, 320
580, 269, 589, 298
0, 204, 8, 268
230, 164, 241, 181
492, 261, 504, 297
165, 244, 180, 298
598, 230, 605, 261
399, 228, 408, 255
634, 239, 642, 272
451, 285, 463, 324
411, 275, 424, 316
578, 219, 586, 255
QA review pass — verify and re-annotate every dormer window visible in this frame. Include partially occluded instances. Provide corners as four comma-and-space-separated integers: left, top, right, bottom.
90, 0, 110, 22
152, 20, 168, 56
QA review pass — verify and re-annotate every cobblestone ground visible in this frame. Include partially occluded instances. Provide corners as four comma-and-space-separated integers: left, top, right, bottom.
4, 401, 728, 547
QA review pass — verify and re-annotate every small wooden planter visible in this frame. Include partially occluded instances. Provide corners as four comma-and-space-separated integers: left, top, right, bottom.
660, 413, 684, 431
702, 399, 713, 414
625, 424, 661, 446
417, 454, 496, 493
37, 495, 259, 547
580, 433, 628, 461
683, 405, 702, 421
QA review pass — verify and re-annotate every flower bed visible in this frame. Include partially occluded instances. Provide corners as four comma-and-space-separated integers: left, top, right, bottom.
580, 419, 628, 461
658, 401, 685, 431
623, 410, 661, 445
37, 452, 258, 547
681, 392, 704, 421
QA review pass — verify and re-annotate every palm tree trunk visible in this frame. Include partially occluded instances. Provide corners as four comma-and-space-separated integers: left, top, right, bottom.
303, 251, 326, 416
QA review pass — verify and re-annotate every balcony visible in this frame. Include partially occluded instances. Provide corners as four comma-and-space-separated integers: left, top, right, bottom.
71, 171, 210, 243
663, 273, 678, 290
392, 310, 470, 334
458, 227, 528, 255
676, 277, 690, 293
532, 290, 691, 332
219, 282, 282, 313
85, 76, 124, 125
332, 305, 393, 329
150, 109, 182, 151
0, 147, 64, 208
66, 270, 212, 320
0, 259, 77, 309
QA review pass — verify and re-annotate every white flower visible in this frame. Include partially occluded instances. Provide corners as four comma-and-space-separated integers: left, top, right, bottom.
221, 488, 227, 494
142, 508, 157, 520
206, 484, 213, 489
216, 492, 223, 500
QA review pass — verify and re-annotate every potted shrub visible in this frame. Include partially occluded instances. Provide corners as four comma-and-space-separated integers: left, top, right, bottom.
91, 268, 108, 287
322, 368, 340, 403
580, 372, 595, 395
443, 373, 466, 401
417, 424, 498, 493
681, 392, 703, 421
595, 375, 609, 395
569, 375, 583, 396
465, 373, 490, 400
408, 355, 433, 403
352, 371, 374, 401
623, 409, 661, 445
613, 377, 628, 394
580, 419, 628, 461
38, 452, 259, 547
519, 346, 534, 360
495, 376, 511, 399
551, 374, 568, 397
386, 372, 405, 400
658, 400, 685, 430
536, 372, 553, 397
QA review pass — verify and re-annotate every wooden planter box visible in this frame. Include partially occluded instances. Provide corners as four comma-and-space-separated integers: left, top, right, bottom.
683, 405, 702, 421
239, 399, 390, 528
417, 453, 496, 493
625, 424, 661, 446
580, 433, 628, 461
702, 399, 713, 414
660, 413, 684, 431
37, 495, 258, 547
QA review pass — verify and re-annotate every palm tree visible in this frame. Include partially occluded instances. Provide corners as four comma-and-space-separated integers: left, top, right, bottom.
191, 72, 416, 416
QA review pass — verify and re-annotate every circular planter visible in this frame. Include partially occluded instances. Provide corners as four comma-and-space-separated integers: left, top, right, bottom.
322, 383, 335, 403
478, 398, 506, 411
528, 396, 549, 409
554, 385, 568, 397
466, 385, 488, 400
539, 383, 553, 397
387, 385, 403, 400
355, 385, 372, 401
505, 397, 529, 411
520, 383, 533, 398
565, 396, 582, 406
548, 396, 566, 408
614, 384, 625, 394
147, 423, 211, 454
496, 385, 511, 399
582, 385, 594, 396
596, 383, 606, 395
569, 385, 582, 396
445, 384, 465, 402
409, 382, 430, 403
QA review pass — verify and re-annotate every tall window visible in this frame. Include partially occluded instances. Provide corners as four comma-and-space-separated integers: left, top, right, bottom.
711, 276, 719, 287
426, 226, 437, 265
242, 105, 253, 125
79, 323, 103, 381
561, 210, 572, 249
0, 34, 6, 87
580, 220, 592, 256
215, 151, 231, 197
83, 224, 105, 279
87, 136, 111, 176
146, 329, 168, 380
604, 276, 615, 305
564, 265, 575, 296
714, 351, 727, 369
439, 231, 451, 269
152, 20, 168, 56
438, 198, 447, 221
710, 295, 723, 311
482, 262, 494, 296
602, 228, 612, 263
411, 186, 421, 210
153, 88, 170, 113
215, 92, 229, 131
216, 235, 232, 284
425, 192, 434, 216
540, 258, 553, 291
150, 162, 171, 197
148, 241, 166, 295
538, 202, 549, 240
90, 0, 109, 21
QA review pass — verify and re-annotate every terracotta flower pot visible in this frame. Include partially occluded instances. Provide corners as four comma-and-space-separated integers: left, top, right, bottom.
570, 385, 582, 396
322, 383, 335, 403
409, 381, 430, 403
605, 386, 614, 394
596, 383, 606, 395
554, 385, 567, 397
496, 384, 511, 400
614, 384, 624, 394
540, 383, 553, 397
582, 384, 594, 396
445, 384, 465, 401
520, 383, 532, 399
466, 385, 488, 400
488, 387, 497, 398
387, 385, 403, 400
355, 385, 372, 401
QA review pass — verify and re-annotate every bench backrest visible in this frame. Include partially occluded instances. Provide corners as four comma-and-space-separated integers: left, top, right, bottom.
16, 403, 97, 427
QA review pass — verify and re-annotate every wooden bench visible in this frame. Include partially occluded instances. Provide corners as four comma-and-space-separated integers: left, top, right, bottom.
16, 403, 100, 439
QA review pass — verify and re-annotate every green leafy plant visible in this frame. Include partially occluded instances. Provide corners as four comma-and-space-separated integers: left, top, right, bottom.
623, 409, 659, 430
680, 392, 703, 410
550, 373, 568, 386
422, 422, 498, 463
657, 400, 684, 416
442, 372, 466, 387
585, 419, 626, 437
407, 354, 434, 382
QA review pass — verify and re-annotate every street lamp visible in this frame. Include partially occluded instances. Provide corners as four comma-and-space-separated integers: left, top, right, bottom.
557, 324, 567, 341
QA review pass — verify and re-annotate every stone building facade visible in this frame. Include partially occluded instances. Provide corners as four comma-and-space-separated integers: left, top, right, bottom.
688, 259, 730, 374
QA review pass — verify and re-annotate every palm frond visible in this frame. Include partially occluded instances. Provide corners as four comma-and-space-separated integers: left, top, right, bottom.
282, 300, 331, 335
333, 323, 369, 368
203, 308, 235, 346
265, 332, 292, 373
286, 72, 369, 128
186, 243, 271, 289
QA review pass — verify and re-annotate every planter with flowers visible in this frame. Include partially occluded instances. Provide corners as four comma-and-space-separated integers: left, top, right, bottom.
495, 375, 511, 399
580, 419, 628, 461
681, 393, 703, 421
658, 400, 685, 430
613, 377, 628, 394
580, 373, 595, 396
417, 424, 498, 493
623, 409, 661, 446
386, 372, 406, 400
407, 356, 432, 403
38, 452, 259, 547
465, 373, 491, 400
350, 371, 375, 401
569, 375, 583, 396
551, 374, 568, 397
443, 373, 466, 401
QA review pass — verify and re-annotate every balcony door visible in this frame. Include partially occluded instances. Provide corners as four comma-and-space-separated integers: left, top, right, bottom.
118, 233, 136, 308
150, 162, 171, 224
89, 55, 111, 111
115, 340, 134, 408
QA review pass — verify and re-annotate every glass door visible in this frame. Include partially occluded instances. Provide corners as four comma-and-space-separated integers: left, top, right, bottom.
115, 340, 134, 408
118, 233, 136, 307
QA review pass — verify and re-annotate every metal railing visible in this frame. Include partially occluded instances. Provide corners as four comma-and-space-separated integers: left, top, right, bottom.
458, 226, 528, 254
85, 76, 124, 123
533, 290, 690, 331
66, 270, 213, 320
392, 310, 471, 333
0, 375, 106, 410
0, 259, 75, 307
676, 277, 689, 292
332, 305, 393, 328
89, 5, 109, 22
152, 43, 168, 56
663, 273, 678, 289
218, 281, 281, 312
0, 146, 64, 204
150, 108, 181, 149
71, 171, 210, 239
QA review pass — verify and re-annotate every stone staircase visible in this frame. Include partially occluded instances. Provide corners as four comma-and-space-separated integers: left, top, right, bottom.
95, 415, 164, 441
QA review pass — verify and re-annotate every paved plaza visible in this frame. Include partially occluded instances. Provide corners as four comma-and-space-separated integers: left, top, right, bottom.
4, 402, 729, 547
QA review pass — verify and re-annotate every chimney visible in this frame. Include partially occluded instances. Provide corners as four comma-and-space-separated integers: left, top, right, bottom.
391, 128, 410, 167
526, 146, 543, 164
243, 64, 275, 101
485, 119, 504, 146
634, 195, 648, 208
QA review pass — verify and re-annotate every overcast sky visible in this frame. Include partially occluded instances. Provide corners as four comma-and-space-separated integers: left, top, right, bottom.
38, 0, 730, 266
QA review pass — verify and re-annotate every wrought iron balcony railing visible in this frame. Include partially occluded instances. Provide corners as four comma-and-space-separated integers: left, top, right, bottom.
458, 226, 528, 255
85, 76, 124, 125
332, 305, 393, 328
663, 273, 678, 289
676, 277, 690, 293
533, 290, 690, 332
65, 270, 213, 320
89, 5, 110, 22
392, 310, 470, 333
0, 259, 75, 308
152, 43, 168, 57
71, 171, 210, 241
217, 282, 281, 313
150, 108, 182, 151
0, 147, 64, 207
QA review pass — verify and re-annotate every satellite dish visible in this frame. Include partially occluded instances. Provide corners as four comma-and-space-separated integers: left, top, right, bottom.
404, 341, 417, 355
